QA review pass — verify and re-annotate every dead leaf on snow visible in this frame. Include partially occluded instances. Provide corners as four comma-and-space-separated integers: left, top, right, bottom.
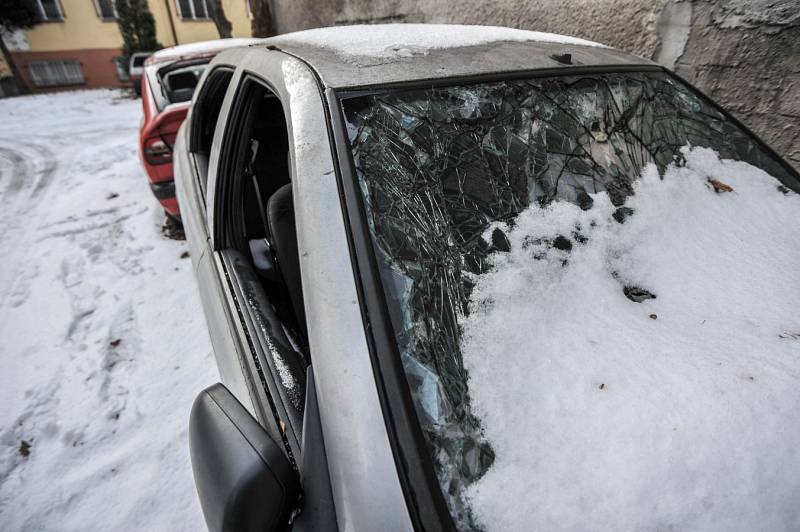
19, 440, 31, 457
109, 339, 122, 347
708, 179, 734, 193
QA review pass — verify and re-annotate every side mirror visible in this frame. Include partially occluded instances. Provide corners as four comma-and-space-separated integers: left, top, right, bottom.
190, 384, 299, 532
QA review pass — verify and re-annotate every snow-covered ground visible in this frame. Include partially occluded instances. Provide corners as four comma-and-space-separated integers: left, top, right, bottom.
0, 90, 216, 531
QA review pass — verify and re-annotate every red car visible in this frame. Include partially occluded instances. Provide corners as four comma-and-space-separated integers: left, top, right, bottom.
139, 39, 261, 220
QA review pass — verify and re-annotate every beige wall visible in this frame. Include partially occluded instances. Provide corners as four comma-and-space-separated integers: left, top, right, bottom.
225, 0, 254, 38
23, 0, 123, 51
0, 55, 10, 77
19, 0, 253, 52
151, 0, 253, 46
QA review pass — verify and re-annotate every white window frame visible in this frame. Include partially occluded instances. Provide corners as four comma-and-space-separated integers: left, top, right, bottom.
93, 0, 118, 20
35, 0, 64, 21
28, 60, 86, 87
176, 0, 211, 20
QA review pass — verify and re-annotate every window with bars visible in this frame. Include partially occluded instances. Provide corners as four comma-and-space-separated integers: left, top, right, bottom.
177, 0, 210, 20
95, 0, 118, 19
36, 0, 63, 21
28, 60, 85, 87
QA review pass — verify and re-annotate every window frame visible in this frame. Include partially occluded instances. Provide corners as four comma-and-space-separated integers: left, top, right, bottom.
93, 0, 117, 20
27, 59, 85, 87
328, 64, 800, 532
213, 71, 308, 459
176, 0, 210, 20
35, 0, 64, 22
189, 65, 236, 200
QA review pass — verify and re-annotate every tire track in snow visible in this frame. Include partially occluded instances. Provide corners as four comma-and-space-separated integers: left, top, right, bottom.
0, 146, 28, 192
0, 90, 212, 531
0, 132, 139, 309
0, 139, 58, 198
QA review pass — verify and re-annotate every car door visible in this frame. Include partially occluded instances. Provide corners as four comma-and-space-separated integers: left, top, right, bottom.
175, 53, 261, 420
210, 72, 312, 459
182, 46, 413, 530
184, 46, 331, 463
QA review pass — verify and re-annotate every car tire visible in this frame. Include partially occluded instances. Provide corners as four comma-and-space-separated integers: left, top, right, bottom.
165, 210, 182, 227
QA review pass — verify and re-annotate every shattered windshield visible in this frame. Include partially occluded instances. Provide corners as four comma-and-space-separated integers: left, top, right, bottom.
341, 71, 800, 528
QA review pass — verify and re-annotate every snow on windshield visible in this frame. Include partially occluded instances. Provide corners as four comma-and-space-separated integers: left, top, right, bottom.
462, 146, 800, 531
343, 70, 800, 529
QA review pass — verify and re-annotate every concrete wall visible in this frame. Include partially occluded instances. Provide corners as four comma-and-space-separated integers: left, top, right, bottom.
271, 0, 800, 171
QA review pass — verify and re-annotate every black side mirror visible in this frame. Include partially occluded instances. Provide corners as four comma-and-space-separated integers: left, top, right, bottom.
190, 384, 299, 532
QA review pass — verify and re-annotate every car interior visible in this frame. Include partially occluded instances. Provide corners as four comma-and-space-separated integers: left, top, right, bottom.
210, 79, 311, 441
160, 63, 207, 104
238, 90, 307, 344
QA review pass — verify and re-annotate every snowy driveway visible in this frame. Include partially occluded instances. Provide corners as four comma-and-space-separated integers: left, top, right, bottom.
0, 90, 216, 531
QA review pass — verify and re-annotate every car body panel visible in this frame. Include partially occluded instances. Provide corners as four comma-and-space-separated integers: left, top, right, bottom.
139, 59, 187, 218
140, 40, 262, 218
175, 25, 800, 532
129, 52, 152, 95
195, 48, 414, 532
267, 34, 654, 90
174, 123, 257, 419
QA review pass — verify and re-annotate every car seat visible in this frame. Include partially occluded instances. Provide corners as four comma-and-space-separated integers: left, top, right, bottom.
266, 184, 307, 337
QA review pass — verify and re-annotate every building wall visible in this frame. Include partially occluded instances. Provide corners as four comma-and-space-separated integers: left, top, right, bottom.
271, 0, 800, 171
0, 55, 10, 78
4, 0, 254, 94
12, 49, 126, 91
21, 1, 123, 51
150, 0, 254, 47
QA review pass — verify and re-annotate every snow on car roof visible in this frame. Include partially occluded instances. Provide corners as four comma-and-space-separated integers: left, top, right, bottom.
148, 38, 264, 65
272, 23, 605, 57
266, 24, 652, 89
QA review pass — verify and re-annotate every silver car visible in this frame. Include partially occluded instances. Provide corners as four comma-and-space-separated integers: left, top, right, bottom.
173, 25, 800, 532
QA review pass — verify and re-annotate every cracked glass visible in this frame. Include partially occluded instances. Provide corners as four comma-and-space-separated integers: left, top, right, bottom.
341, 71, 799, 528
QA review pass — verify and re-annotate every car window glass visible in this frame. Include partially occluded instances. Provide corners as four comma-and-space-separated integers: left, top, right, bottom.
191, 67, 234, 197
341, 71, 800, 527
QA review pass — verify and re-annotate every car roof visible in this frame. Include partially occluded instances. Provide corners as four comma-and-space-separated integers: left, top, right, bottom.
259, 24, 656, 90
147, 38, 265, 66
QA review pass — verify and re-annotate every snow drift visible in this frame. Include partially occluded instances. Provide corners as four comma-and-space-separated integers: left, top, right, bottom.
461, 147, 800, 531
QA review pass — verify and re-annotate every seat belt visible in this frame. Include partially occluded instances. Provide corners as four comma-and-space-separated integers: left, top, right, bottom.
245, 138, 280, 281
